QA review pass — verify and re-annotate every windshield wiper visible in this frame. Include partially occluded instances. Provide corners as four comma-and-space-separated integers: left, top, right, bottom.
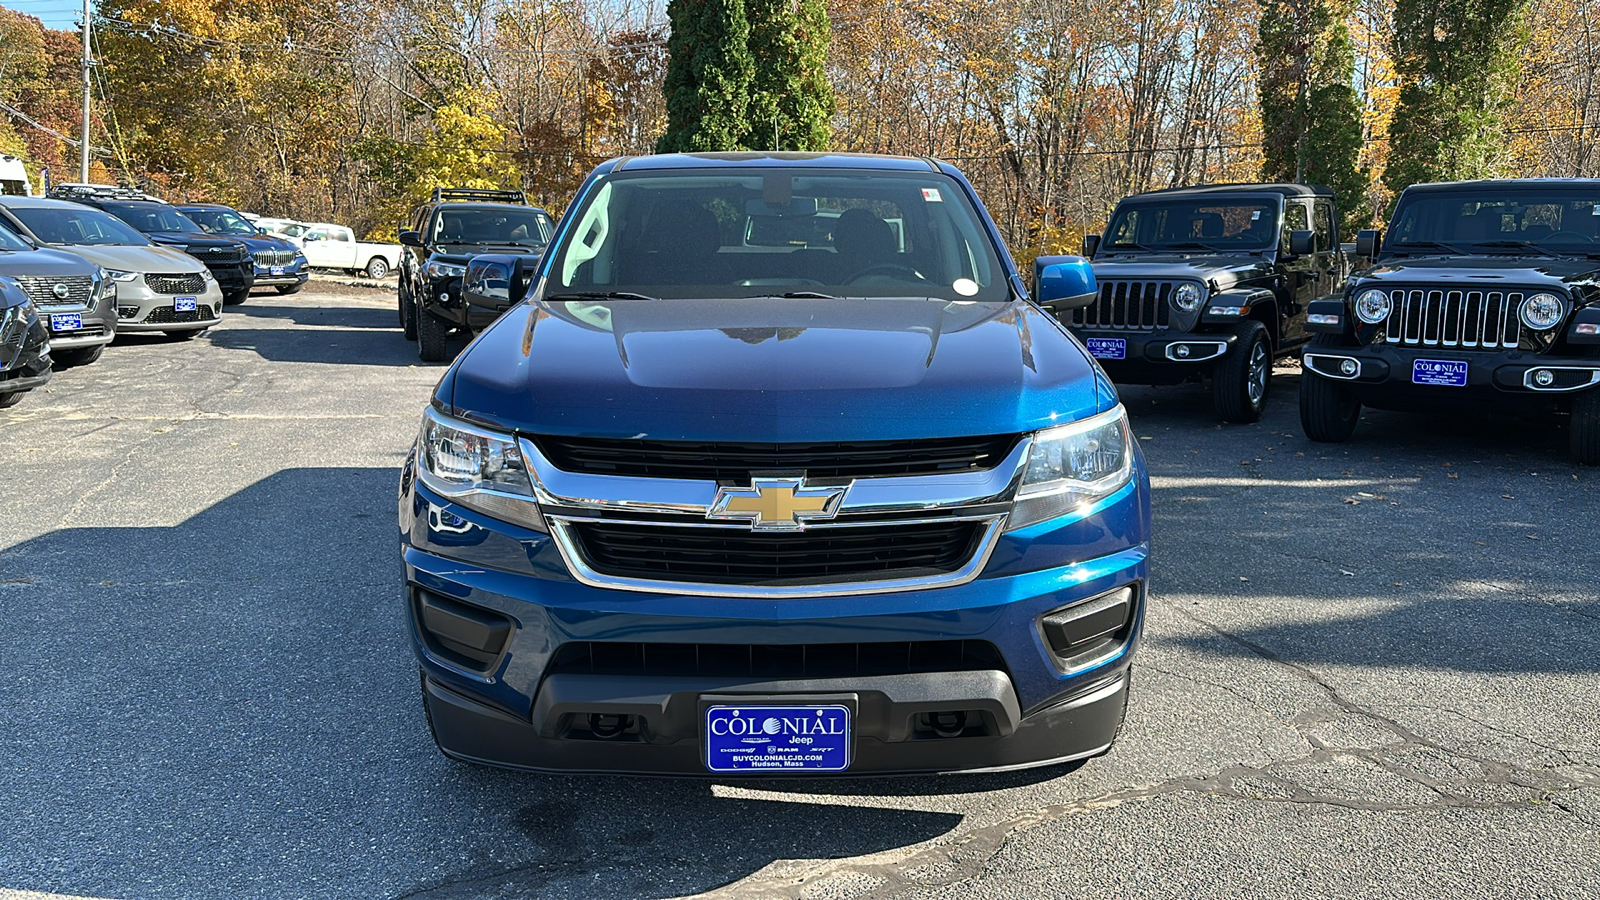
544, 290, 658, 302
1470, 240, 1555, 256
1391, 240, 1471, 254
743, 290, 846, 300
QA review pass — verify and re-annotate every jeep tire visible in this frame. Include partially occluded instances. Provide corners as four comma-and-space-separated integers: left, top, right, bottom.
1213, 321, 1271, 423
416, 305, 453, 362
1300, 369, 1362, 442
1572, 389, 1600, 465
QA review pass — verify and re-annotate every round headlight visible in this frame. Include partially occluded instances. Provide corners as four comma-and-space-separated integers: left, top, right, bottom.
1519, 293, 1564, 331
1354, 289, 1391, 324
1172, 283, 1203, 312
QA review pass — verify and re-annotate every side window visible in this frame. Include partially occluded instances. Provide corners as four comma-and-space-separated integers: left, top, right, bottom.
1283, 202, 1309, 247
1313, 201, 1334, 252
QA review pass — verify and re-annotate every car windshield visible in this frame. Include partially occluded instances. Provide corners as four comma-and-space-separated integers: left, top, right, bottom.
543, 168, 1008, 301
1387, 188, 1600, 254
10, 205, 151, 246
182, 207, 258, 236
431, 207, 554, 246
1104, 198, 1281, 251
0, 222, 30, 251
102, 202, 203, 234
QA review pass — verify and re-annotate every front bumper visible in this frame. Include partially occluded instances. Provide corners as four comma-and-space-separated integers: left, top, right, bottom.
1303, 343, 1600, 408
251, 264, 309, 287
38, 298, 118, 350
115, 280, 225, 332
400, 456, 1151, 776
1071, 329, 1238, 384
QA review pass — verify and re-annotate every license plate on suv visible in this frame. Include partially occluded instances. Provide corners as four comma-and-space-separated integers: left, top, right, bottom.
174, 297, 198, 313
1086, 338, 1126, 360
705, 705, 851, 773
1412, 359, 1468, 387
270, 266, 286, 276
49, 313, 82, 332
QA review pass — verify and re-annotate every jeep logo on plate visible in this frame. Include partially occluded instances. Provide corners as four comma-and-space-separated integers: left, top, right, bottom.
51, 283, 70, 300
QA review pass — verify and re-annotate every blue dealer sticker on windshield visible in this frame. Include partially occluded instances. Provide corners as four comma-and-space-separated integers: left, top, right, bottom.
705, 705, 851, 773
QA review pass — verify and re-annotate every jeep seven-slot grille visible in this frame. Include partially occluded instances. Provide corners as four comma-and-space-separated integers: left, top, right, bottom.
568, 520, 984, 586
546, 639, 1006, 678
13, 275, 94, 308
531, 434, 1019, 480
1377, 286, 1527, 350
146, 273, 206, 295
1071, 280, 1173, 331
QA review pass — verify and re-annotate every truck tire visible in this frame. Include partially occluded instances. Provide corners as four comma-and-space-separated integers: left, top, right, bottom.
1212, 321, 1271, 423
1572, 389, 1600, 465
224, 289, 250, 306
1300, 369, 1362, 442
417, 306, 453, 362
51, 345, 103, 368
275, 283, 304, 295
399, 282, 418, 341
365, 257, 390, 279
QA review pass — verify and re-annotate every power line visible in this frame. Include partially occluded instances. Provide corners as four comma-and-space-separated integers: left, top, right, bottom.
0, 96, 112, 154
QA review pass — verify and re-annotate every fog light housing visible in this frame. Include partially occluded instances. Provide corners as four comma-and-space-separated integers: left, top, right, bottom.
1534, 369, 1555, 387
1039, 585, 1136, 673
1340, 358, 1359, 376
1174, 344, 1191, 358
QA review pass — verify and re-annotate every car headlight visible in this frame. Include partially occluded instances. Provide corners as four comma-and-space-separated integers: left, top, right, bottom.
93, 269, 117, 300
200, 268, 217, 283
1354, 289, 1391, 324
415, 407, 546, 532
1008, 406, 1134, 531
1172, 283, 1203, 312
426, 260, 467, 280
1519, 292, 1564, 331
104, 269, 141, 284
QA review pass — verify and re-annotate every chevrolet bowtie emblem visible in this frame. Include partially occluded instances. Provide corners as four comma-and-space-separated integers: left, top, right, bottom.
708, 477, 848, 531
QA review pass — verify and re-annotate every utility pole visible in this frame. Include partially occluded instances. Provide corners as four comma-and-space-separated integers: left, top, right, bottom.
78, 0, 91, 183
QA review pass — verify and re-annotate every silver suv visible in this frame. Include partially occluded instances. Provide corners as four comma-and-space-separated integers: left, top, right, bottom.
0, 216, 116, 366
0, 197, 223, 340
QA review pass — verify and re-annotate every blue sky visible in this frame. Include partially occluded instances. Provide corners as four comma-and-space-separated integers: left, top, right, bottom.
1, 0, 82, 31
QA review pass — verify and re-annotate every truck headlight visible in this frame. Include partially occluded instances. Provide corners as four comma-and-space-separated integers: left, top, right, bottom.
426, 260, 467, 280
1354, 289, 1391, 324
416, 407, 546, 532
1008, 406, 1134, 530
1519, 293, 1564, 331
1172, 283, 1203, 312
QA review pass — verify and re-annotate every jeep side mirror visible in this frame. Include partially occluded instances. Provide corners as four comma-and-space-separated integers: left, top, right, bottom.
1033, 255, 1098, 311
1288, 229, 1315, 256
464, 254, 532, 310
1080, 234, 1100, 259
1355, 229, 1382, 260
399, 230, 425, 249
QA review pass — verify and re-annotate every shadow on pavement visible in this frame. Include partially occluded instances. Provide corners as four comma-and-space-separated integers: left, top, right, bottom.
236, 302, 402, 330
205, 326, 430, 366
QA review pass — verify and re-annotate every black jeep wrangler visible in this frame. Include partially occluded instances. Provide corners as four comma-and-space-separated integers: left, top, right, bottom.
1065, 183, 1347, 422
397, 188, 554, 362
1300, 179, 1600, 464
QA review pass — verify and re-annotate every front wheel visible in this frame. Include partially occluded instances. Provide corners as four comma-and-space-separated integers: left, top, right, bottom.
1213, 321, 1271, 423
52, 345, 104, 368
275, 283, 304, 295
0, 391, 24, 409
365, 257, 390, 279
1300, 370, 1362, 442
223, 289, 250, 306
416, 306, 454, 362
1571, 389, 1600, 465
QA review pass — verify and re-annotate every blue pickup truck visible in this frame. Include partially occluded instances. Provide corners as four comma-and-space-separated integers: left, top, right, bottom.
398, 153, 1152, 775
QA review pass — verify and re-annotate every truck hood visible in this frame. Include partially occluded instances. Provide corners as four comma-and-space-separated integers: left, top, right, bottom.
47, 243, 207, 274
443, 296, 1111, 442
0, 246, 99, 278
1091, 254, 1274, 289
1358, 256, 1600, 298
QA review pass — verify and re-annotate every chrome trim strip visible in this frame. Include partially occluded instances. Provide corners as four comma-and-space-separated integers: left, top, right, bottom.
1523, 367, 1600, 392
1162, 340, 1228, 362
545, 515, 1008, 598
1303, 353, 1361, 381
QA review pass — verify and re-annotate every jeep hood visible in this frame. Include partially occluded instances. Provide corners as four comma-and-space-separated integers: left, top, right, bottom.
1358, 256, 1600, 298
443, 296, 1112, 442
1091, 254, 1274, 290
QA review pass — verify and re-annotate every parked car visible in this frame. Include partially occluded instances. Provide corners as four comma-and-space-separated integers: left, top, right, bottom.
47, 184, 255, 305
0, 196, 224, 340
401, 152, 1149, 775
177, 202, 309, 296
0, 154, 33, 197
296, 223, 400, 279
1300, 178, 1600, 464
397, 188, 553, 359
0, 277, 52, 408
0, 214, 116, 367
1065, 183, 1348, 422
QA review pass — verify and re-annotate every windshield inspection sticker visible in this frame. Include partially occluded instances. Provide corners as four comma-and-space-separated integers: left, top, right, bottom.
921, 187, 943, 202
705, 705, 851, 773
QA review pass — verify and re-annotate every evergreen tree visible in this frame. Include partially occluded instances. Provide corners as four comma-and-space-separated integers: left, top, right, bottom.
1256, 0, 1369, 231
1383, 0, 1528, 196
744, 0, 834, 150
656, 0, 754, 153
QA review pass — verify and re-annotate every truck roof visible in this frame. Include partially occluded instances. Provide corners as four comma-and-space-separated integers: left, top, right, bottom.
1400, 178, 1600, 192
1121, 183, 1334, 201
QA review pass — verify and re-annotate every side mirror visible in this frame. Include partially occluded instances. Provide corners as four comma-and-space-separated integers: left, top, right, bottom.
399, 230, 424, 248
1355, 229, 1382, 260
464, 254, 533, 310
1033, 255, 1098, 311
1288, 229, 1315, 256
1080, 234, 1101, 259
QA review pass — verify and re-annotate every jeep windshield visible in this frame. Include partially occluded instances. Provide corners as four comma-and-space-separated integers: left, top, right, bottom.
1104, 198, 1280, 252
101, 202, 204, 235
10, 206, 151, 246
542, 168, 1009, 301
1387, 187, 1600, 255
431, 206, 553, 248
182, 207, 258, 236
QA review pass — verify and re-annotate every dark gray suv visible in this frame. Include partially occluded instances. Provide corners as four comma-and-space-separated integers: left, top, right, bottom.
0, 218, 116, 367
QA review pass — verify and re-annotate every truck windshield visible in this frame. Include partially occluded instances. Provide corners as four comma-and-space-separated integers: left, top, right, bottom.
543, 168, 1008, 301
1104, 198, 1280, 251
432, 207, 553, 247
102, 202, 203, 234
1387, 188, 1600, 254
183, 208, 258, 236
11, 206, 151, 246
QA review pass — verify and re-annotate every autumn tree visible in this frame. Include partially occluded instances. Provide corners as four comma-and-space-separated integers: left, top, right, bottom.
744, 0, 833, 150
657, 0, 752, 152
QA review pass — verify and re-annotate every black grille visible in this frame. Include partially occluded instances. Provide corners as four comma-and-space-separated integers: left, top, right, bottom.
1377, 286, 1528, 350
547, 639, 1005, 679
147, 273, 206, 295
188, 245, 244, 263
569, 520, 984, 585
13, 275, 94, 308
1071, 280, 1174, 331
533, 434, 1019, 480
141, 305, 215, 324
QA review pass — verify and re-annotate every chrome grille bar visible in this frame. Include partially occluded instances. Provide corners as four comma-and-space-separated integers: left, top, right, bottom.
1070, 280, 1173, 332
1382, 287, 1522, 350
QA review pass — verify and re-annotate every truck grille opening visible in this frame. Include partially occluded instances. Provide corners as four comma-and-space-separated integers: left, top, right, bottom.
146, 273, 206, 295
530, 434, 1019, 481
546, 639, 1006, 679
1070, 280, 1173, 332
1378, 286, 1530, 350
568, 520, 984, 585
141, 305, 215, 324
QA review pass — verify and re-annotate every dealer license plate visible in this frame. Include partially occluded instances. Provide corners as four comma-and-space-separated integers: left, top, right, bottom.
1412, 359, 1468, 387
174, 297, 197, 313
705, 704, 851, 773
49, 313, 82, 332
270, 266, 286, 276
1086, 337, 1126, 360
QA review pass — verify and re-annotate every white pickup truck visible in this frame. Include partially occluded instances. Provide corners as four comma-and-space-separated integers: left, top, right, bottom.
298, 223, 402, 279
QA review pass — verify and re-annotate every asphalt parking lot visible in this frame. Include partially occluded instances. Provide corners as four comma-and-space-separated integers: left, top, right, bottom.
2, 286, 1598, 900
